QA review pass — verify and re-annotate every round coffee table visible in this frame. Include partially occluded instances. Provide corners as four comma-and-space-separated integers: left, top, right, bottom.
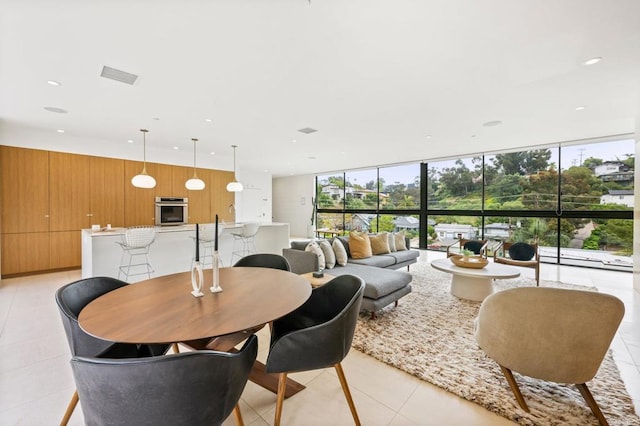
431, 258, 520, 302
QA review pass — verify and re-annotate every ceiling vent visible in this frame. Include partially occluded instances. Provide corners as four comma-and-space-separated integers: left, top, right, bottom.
100, 65, 138, 85
298, 127, 318, 134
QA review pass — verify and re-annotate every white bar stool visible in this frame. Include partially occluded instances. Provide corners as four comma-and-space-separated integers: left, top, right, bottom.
191, 224, 224, 269
116, 226, 156, 281
230, 222, 259, 264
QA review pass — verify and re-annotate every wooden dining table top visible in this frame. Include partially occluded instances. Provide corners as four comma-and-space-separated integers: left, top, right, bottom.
79, 267, 312, 344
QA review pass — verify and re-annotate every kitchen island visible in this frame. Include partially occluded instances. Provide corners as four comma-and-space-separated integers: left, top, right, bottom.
81, 222, 290, 282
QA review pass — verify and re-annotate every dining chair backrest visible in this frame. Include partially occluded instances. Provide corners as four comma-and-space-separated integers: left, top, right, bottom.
123, 226, 156, 248
71, 335, 258, 426
233, 253, 291, 271
266, 274, 365, 373
55, 277, 129, 357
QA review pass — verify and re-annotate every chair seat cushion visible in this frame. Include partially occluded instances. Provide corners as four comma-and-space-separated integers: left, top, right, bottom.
464, 240, 484, 254
508, 242, 535, 261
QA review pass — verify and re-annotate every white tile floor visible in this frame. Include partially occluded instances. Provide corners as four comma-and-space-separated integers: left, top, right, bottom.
1, 250, 639, 425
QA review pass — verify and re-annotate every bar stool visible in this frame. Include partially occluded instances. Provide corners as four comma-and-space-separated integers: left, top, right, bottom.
230, 222, 259, 263
190, 224, 223, 269
116, 226, 156, 281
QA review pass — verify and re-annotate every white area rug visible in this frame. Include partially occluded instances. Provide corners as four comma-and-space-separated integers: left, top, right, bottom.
352, 262, 639, 426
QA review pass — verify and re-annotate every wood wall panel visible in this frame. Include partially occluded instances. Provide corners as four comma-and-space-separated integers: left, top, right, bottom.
50, 231, 81, 269
187, 168, 211, 223
0, 146, 50, 233
124, 161, 156, 227
49, 152, 91, 231
211, 170, 236, 222
1, 232, 50, 275
90, 156, 125, 228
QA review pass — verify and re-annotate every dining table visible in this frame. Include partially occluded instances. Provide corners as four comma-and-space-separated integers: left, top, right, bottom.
79, 266, 312, 397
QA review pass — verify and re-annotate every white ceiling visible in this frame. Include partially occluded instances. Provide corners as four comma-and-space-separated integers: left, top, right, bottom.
1, 0, 639, 178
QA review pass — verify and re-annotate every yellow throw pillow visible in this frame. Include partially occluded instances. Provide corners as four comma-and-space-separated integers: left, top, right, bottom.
394, 232, 407, 251
370, 232, 390, 255
349, 231, 372, 259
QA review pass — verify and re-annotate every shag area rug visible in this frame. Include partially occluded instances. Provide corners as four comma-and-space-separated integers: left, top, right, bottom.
352, 262, 639, 426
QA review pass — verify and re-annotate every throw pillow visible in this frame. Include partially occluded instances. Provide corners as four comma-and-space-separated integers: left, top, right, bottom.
349, 231, 372, 259
337, 236, 351, 258
388, 232, 397, 252
394, 232, 407, 251
319, 239, 336, 269
370, 232, 391, 255
463, 240, 484, 254
332, 238, 348, 266
305, 241, 325, 269
508, 242, 535, 261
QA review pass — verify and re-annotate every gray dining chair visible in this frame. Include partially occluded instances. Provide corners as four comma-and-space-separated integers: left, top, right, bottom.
265, 274, 365, 426
55, 276, 171, 425
233, 253, 291, 271
71, 334, 258, 426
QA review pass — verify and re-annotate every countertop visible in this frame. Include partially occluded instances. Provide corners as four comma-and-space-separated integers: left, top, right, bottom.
83, 222, 288, 237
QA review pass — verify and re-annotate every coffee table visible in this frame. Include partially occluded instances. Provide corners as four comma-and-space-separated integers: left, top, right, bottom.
431, 258, 520, 301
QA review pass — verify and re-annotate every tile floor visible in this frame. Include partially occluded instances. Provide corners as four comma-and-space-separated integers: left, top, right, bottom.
1, 250, 639, 425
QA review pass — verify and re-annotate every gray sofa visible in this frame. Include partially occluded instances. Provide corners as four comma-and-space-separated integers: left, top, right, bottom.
283, 236, 419, 318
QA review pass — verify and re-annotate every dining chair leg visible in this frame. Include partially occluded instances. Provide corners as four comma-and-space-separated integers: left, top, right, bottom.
274, 372, 287, 426
172, 343, 180, 354
499, 364, 529, 412
233, 404, 244, 426
60, 390, 79, 426
576, 383, 609, 426
335, 363, 361, 426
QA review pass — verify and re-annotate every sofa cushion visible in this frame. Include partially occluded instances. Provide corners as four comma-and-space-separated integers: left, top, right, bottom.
332, 239, 348, 266
370, 232, 391, 255
291, 240, 312, 251
394, 232, 407, 250
319, 240, 335, 269
305, 241, 325, 269
383, 250, 420, 265
348, 255, 396, 268
349, 232, 372, 259
328, 264, 412, 299
509, 242, 535, 261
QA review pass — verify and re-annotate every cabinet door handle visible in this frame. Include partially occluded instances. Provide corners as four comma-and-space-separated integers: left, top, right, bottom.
86, 213, 93, 217
44, 214, 49, 218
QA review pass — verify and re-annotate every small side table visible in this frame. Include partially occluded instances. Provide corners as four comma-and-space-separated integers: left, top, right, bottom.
300, 272, 336, 288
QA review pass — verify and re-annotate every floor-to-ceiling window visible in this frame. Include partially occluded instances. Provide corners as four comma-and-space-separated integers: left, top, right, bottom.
314, 136, 634, 270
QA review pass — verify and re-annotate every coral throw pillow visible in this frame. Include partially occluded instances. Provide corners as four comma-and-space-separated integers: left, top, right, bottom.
370, 232, 391, 255
349, 231, 372, 259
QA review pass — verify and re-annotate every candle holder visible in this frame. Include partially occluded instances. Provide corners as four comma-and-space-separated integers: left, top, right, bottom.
191, 260, 204, 297
210, 251, 223, 293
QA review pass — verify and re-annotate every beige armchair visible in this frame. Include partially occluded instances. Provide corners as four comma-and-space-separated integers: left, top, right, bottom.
475, 287, 624, 426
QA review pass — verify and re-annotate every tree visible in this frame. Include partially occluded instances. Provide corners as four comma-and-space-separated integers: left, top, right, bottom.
582, 157, 603, 170
493, 149, 551, 175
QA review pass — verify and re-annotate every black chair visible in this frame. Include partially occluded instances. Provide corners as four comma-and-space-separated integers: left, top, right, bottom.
265, 275, 365, 426
233, 253, 291, 271
446, 238, 489, 258
71, 334, 258, 426
494, 241, 540, 286
55, 277, 171, 425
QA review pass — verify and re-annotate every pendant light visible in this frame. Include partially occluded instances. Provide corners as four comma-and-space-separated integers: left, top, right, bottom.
131, 129, 156, 189
226, 145, 243, 192
185, 138, 205, 190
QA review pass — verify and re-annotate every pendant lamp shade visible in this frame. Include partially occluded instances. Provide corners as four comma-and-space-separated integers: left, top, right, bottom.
226, 145, 243, 192
131, 129, 156, 189
185, 138, 205, 190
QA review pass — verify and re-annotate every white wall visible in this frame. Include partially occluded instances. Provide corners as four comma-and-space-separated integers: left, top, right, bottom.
272, 175, 315, 238
233, 170, 273, 223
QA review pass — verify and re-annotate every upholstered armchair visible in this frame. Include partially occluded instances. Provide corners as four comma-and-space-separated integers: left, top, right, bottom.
493, 241, 540, 285
475, 287, 624, 426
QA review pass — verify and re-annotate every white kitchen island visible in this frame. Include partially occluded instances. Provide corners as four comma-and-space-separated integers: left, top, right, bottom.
81, 222, 290, 283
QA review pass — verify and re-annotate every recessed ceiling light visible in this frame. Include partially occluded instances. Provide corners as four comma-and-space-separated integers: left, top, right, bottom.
56, 129, 65, 133
584, 57, 602, 66
575, 106, 586, 110
47, 80, 61, 86
483, 120, 502, 127
210, 151, 216, 155
292, 139, 297, 143
204, 118, 212, 123
127, 139, 134, 144
263, 169, 269, 173
425, 135, 432, 139
173, 146, 179, 150
44, 106, 68, 114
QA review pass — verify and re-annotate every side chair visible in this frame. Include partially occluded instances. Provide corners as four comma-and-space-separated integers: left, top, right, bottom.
233, 253, 291, 271
493, 241, 540, 285
71, 335, 258, 426
265, 274, 365, 426
55, 276, 171, 425
446, 238, 489, 258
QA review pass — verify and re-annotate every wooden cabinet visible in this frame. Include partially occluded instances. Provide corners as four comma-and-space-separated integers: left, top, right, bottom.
49, 152, 91, 231
172, 165, 191, 199
50, 231, 82, 269
1, 232, 50, 275
0, 146, 50, 233
186, 168, 211, 223
124, 160, 156, 226
90, 156, 125, 228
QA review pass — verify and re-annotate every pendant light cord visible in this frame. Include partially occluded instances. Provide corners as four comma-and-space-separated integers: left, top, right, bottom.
192, 138, 198, 175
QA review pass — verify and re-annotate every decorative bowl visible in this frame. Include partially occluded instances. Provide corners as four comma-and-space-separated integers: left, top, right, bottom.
450, 254, 488, 269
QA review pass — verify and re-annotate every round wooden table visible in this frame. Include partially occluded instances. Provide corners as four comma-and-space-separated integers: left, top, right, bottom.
79, 267, 311, 344
431, 258, 520, 302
